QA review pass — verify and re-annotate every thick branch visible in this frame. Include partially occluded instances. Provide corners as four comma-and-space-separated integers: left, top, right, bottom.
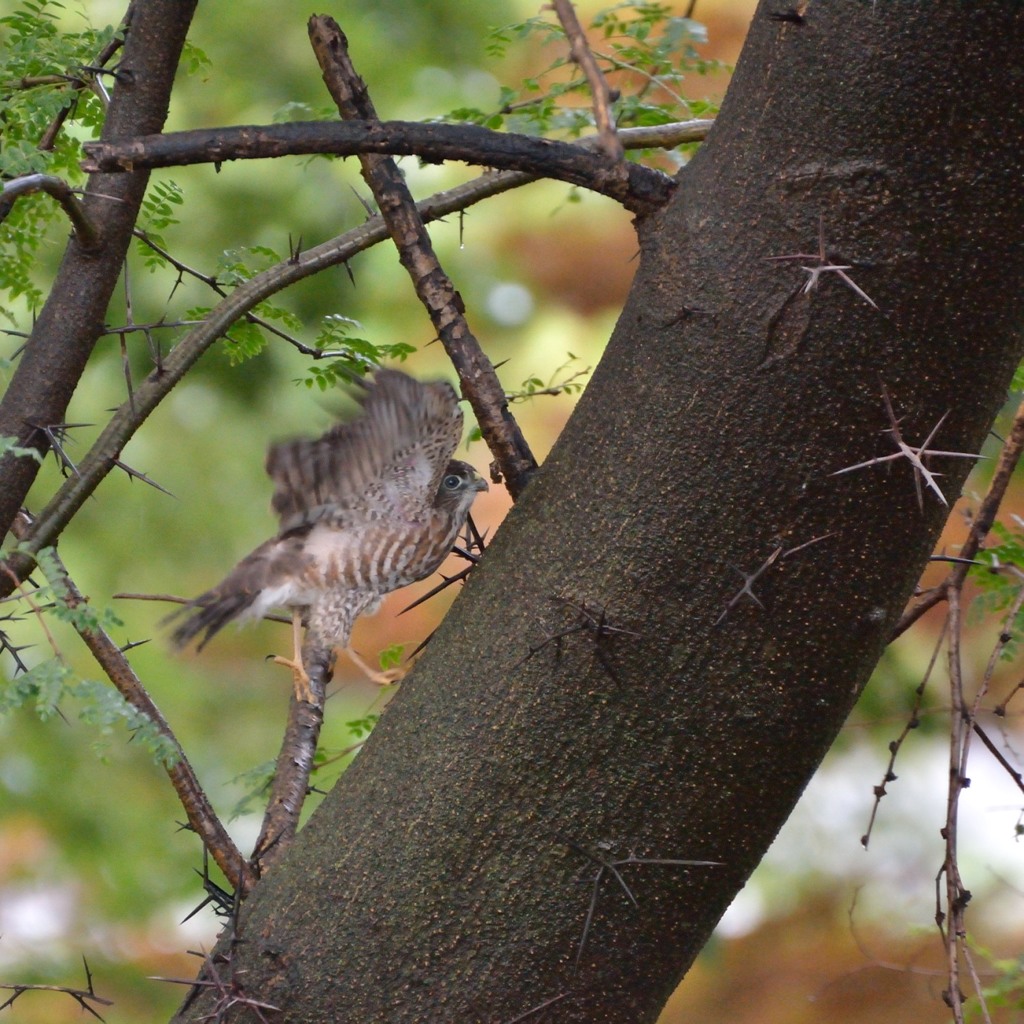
81, 118, 678, 214
0, 0, 198, 543
309, 15, 539, 498
250, 649, 329, 874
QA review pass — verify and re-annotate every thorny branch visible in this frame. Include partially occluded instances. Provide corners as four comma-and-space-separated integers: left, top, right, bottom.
0, 0, 197, 549
250, 650, 327, 875
153, 912, 279, 1024
82, 119, 678, 213
861, 619, 947, 849
10, 513, 254, 895
0, 958, 112, 1020
309, 15, 539, 500
894, 395, 1024, 638
940, 586, 972, 1023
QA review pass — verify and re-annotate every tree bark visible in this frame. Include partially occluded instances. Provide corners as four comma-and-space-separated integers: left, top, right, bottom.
0, 0, 198, 543
173, 3, 1024, 1022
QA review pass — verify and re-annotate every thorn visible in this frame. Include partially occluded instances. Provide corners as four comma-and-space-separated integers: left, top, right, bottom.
111, 458, 175, 497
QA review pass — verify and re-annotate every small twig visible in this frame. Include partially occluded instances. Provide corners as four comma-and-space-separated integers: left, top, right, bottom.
862, 619, 947, 848
0, 175, 101, 250
940, 587, 967, 1023
994, 677, 1024, 718
972, 722, 1024, 797
551, 0, 625, 164
0, 957, 112, 1020
132, 231, 349, 359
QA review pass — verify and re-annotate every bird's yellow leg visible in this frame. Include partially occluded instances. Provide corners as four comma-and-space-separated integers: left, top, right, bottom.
345, 646, 407, 687
272, 609, 314, 704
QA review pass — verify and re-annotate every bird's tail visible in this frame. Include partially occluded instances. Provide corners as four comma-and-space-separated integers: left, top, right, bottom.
165, 588, 256, 651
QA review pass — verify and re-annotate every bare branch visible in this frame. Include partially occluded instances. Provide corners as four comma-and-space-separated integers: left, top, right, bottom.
550, 0, 625, 164
250, 648, 328, 874
308, 15, 539, 499
0, 958, 113, 1020
83, 118, 674, 213
0, 175, 101, 250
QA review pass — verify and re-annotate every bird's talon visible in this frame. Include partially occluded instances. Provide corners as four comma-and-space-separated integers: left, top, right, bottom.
271, 653, 315, 704
346, 647, 408, 687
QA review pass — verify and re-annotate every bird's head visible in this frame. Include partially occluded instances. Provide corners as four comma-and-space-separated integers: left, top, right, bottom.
435, 459, 488, 514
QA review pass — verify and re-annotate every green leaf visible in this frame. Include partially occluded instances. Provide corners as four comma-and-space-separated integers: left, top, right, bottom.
0, 434, 43, 463
345, 713, 380, 740
378, 643, 405, 671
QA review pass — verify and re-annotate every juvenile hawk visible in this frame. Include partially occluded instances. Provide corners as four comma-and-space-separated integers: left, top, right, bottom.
170, 368, 487, 702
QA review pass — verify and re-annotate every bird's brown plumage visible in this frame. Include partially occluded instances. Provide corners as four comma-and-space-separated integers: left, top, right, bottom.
168, 369, 487, 669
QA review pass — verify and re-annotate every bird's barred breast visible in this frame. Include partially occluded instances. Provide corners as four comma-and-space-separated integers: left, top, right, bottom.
302, 514, 459, 596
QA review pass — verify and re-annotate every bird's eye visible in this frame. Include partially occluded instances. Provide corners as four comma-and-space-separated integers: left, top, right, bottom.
443, 474, 461, 489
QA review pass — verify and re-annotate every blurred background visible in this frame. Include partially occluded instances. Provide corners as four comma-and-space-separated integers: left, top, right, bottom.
1, 1, 1021, 1021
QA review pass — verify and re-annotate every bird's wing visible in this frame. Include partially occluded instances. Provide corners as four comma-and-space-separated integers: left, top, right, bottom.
265, 369, 463, 534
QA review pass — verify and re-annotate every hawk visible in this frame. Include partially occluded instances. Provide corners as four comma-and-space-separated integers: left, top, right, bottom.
169, 368, 487, 702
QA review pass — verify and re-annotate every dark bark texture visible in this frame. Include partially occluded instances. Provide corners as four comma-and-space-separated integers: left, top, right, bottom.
0, 0, 198, 542
80, 119, 676, 214
174, 4, 1024, 1022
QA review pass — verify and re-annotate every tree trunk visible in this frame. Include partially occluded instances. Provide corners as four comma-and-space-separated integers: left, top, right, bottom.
173, 4, 1024, 1022
0, 0, 198, 538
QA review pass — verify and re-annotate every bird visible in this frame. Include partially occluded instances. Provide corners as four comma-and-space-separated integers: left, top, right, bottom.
168, 368, 488, 703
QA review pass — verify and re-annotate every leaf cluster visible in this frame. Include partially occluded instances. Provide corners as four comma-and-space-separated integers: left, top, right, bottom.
969, 520, 1024, 660
0, 0, 116, 313
447, 1, 724, 157
1, 662, 177, 766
